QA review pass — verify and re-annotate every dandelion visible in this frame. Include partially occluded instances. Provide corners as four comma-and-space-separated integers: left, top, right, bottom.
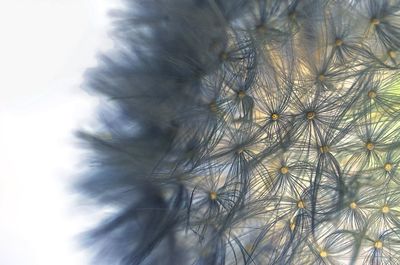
77, 0, 400, 264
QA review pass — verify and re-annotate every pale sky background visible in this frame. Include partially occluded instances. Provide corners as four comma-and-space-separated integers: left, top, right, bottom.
0, 1, 117, 264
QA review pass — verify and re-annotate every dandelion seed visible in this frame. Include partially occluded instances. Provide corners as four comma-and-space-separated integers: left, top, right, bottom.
349, 202, 357, 209
237, 90, 246, 99
210, 191, 218, 201
368, 90, 377, 99
366, 141, 375, 151
256, 24, 267, 34
384, 162, 393, 172
209, 101, 218, 113
381, 205, 390, 214
271, 113, 279, 121
236, 148, 244, 155
371, 18, 380, 26
374, 240, 383, 249
319, 250, 328, 258
319, 145, 330, 154
297, 200, 305, 209
335, 38, 343, 47
280, 166, 289, 175
306, 111, 316, 120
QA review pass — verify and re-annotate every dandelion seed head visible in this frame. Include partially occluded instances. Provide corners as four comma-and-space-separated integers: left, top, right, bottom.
78, 1, 400, 264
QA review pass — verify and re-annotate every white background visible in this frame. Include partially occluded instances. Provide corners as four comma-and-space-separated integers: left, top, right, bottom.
0, 1, 117, 264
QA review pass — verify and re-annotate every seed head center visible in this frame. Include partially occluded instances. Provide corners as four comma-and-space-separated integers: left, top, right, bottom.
382, 205, 390, 214
366, 142, 375, 151
374, 240, 383, 249
371, 18, 380, 26
271, 113, 280, 121
320, 146, 330, 153
384, 163, 393, 172
306, 111, 316, 120
210, 191, 217, 201
319, 250, 328, 258
350, 202, 357, 209
335, 38, 343, 46
280, 166, 289, 174
368, 90, 377, 99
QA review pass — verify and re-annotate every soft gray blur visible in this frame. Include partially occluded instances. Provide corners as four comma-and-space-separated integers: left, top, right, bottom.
0, 1, 114, 264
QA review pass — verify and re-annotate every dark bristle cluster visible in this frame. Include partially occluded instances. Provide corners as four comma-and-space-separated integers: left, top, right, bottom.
78, 0, 400, 264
